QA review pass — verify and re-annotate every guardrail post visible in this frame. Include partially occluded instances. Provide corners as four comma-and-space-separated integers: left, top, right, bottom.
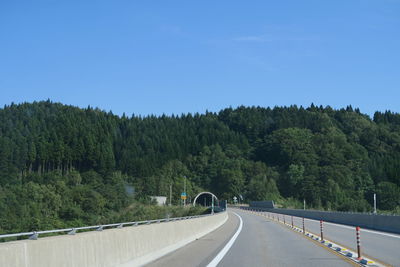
320, 220, 324, 242
29, 232, 38, 240
356, 226, 362, 260
278, 214, 280, 222
68, 228, 77, 235
302, 217, 305, 235
283, 215, 286, 225
291, 216, 294, 228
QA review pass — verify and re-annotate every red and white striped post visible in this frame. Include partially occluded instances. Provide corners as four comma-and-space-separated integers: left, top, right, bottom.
320, 220, 324, 242
302, 217, 305, 234
356, 226, 362, 260
291, 216, 294, 228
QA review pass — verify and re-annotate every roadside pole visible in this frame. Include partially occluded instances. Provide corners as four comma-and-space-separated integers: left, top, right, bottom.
183, 176, 186, 206
356, 226, 362, 260
320, 220, 324, 242
212, 196, 214, 214
169, 184, 172, 206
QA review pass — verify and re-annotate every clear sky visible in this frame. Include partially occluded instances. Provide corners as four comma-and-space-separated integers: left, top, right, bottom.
1, 0, 399, 117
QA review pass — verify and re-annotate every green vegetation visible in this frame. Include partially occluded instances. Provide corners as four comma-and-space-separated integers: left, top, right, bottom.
1, 101, 400, 234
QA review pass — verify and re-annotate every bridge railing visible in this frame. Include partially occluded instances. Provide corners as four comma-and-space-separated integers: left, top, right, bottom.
0, 214, 213, 241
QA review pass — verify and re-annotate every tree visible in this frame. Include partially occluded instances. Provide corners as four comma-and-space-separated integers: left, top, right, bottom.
376, 182, 400, 210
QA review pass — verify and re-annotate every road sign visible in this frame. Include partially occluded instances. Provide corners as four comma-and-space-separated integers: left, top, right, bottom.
233, 196, 237, 204
181, 192, 187, 200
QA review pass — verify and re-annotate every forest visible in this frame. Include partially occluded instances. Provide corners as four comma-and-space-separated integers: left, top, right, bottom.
1, 101, 399, 234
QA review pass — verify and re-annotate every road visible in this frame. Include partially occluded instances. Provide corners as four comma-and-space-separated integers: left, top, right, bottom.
147, 208, 353, 267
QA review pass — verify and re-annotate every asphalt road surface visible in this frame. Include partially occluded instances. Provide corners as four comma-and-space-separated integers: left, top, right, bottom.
147, 208, 353, 267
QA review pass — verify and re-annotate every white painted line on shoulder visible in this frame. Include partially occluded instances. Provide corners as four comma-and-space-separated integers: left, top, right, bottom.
207, 212, 243, 267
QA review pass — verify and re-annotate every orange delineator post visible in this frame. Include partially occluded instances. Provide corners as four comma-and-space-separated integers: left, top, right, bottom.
320, 220, 324, 242
356, 226, 362, 260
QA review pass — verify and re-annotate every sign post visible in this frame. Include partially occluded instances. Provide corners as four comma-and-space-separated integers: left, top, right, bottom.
183, 176, 187, 206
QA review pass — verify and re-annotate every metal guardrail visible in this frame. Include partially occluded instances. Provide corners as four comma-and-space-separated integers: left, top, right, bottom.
0, 214, 214, 241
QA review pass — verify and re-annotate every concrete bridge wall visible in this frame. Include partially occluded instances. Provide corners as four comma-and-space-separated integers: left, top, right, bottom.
0, 212, 228, 267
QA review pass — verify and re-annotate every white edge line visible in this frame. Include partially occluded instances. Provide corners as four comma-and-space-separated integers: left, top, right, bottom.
207, 212, 243, 267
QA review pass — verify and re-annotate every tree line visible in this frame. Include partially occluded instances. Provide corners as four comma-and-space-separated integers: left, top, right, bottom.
0, 101, 399, 234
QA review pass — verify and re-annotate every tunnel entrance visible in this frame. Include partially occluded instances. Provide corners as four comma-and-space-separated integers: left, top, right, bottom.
193, 192, 218, 207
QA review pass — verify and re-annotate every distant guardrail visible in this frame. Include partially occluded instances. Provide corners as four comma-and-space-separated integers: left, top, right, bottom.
0, 214, 212, 241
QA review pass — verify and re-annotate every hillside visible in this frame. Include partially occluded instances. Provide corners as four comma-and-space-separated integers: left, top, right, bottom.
1, 101, 399, 233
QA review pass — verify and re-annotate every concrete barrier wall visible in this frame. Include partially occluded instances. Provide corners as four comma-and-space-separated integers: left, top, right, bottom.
249, 201, 274, 208
0, 212, 228, 267
245, 206, 400, 234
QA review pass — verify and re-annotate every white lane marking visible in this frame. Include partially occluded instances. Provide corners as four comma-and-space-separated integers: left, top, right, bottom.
207, 212, 243, 267
300, 217, 400, 239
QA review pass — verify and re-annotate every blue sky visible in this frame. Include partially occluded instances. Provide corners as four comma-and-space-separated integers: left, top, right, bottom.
0, 0, 399, 117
